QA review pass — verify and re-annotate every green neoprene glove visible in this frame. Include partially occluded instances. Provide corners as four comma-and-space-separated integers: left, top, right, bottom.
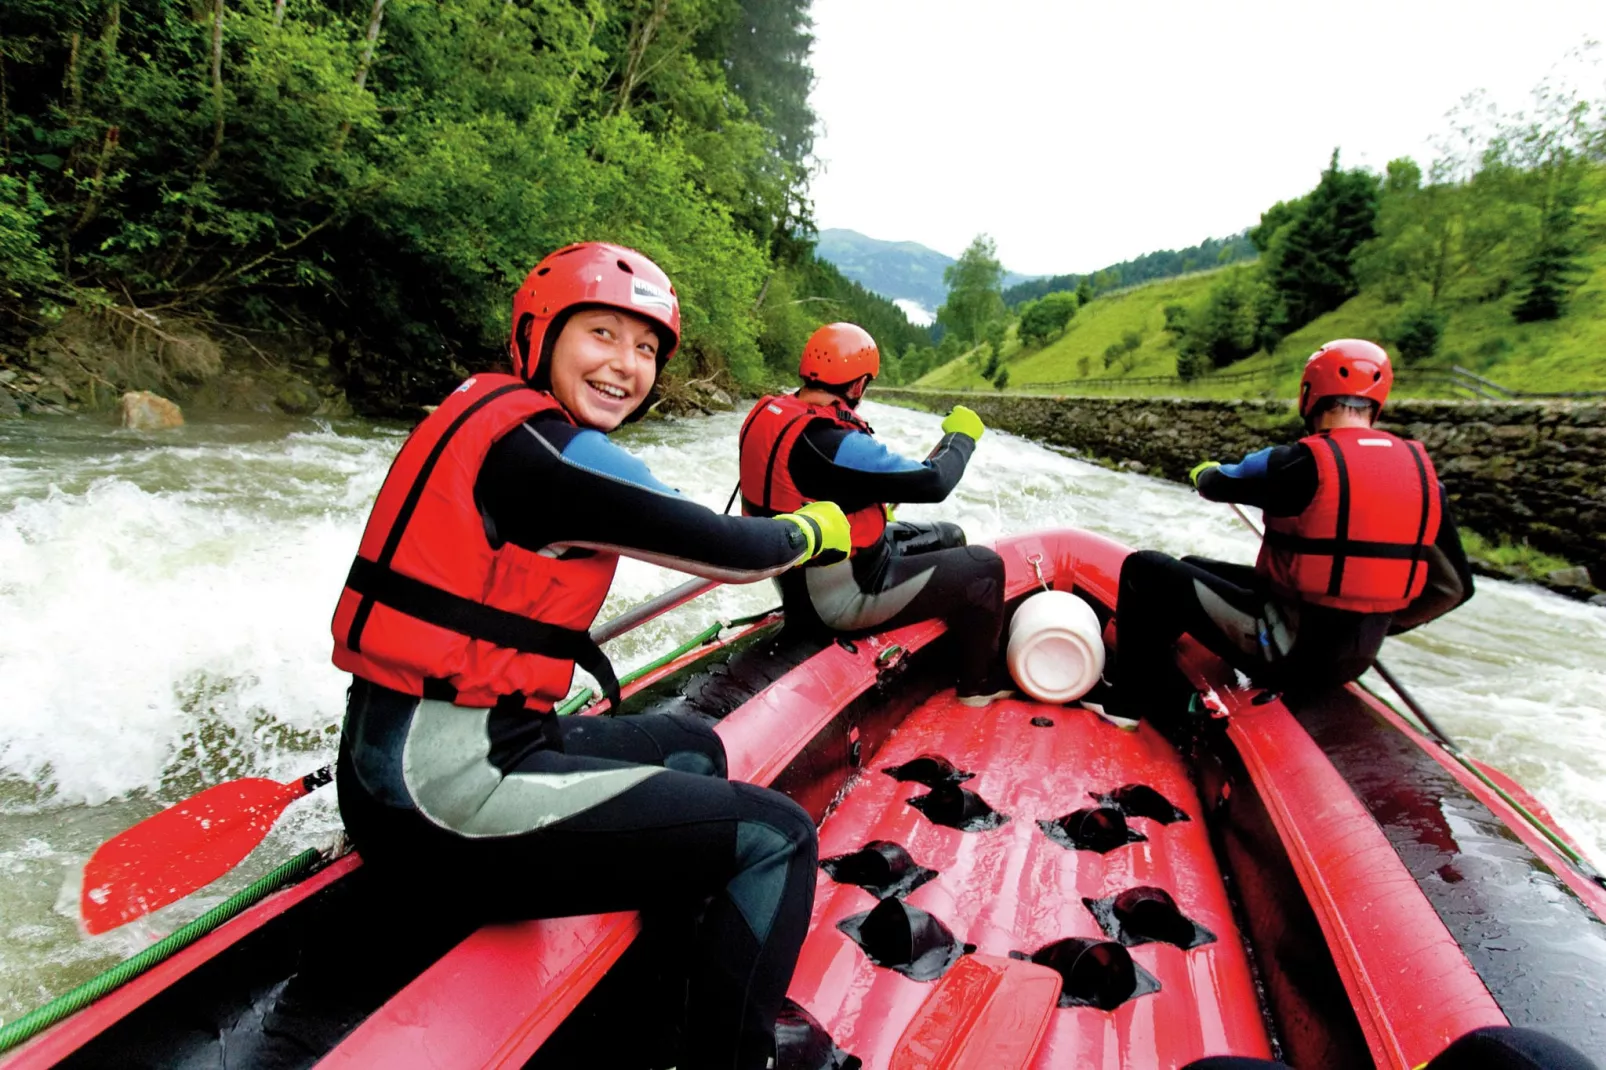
777, 500, 852, 564
1189, 460, 1222, 487
942, 405, 985, 441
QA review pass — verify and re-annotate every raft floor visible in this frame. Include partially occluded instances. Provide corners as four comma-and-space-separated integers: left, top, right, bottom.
790, 689, 1273, 1068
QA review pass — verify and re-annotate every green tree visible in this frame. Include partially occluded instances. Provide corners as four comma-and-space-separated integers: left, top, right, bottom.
1177, 267, 1262, 370
1257, 149, 1381, 335
1387, 303, 1448, 363
937, 234, 1006, 343
1018, 291, 1077, 346
1512, 198, 1583, 322
993, 367, 1009, 390
1075, 275, 1094, 306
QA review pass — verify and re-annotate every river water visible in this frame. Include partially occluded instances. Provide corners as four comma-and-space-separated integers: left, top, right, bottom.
2, 400, 1604, 1022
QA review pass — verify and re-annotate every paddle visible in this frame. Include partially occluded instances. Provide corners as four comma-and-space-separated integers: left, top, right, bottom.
80, 576, 725, 935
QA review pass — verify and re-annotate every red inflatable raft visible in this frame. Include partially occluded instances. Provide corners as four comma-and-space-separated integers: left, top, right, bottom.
6, 528, 1606, 1069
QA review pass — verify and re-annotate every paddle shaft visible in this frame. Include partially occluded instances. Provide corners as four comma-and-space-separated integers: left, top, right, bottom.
1221, 501, 1605, 884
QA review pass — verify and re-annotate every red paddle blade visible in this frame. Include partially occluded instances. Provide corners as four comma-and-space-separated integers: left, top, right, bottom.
81, 777, 305, 934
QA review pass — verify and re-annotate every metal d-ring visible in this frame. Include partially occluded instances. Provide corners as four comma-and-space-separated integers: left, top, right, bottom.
1026, 552, 1051, 593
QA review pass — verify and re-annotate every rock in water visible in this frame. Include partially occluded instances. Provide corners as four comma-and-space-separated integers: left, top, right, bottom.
1546, 566, 1593, 590
120, 391, 184, 430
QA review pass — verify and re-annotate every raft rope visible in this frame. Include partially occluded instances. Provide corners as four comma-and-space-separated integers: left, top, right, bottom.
555, 607, 780, 715
1223, 501, 1606, 889
0, 607, 782, 1057
0, 849, 323, 1056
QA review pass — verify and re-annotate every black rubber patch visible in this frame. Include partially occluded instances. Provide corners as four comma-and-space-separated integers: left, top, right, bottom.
837, 897, 975, 982
1089, 783, 1191, 824
820, 841, 938, 900
1038, 808, 1148, 854
1030, 716, 1056, 727
1010, 938, 1161, 1010
881, 753, 974, 787
1296, 687, 1606, 1052
1083, 886, 1217, 949
775, 998, 862, 1070
906, 783, 1010, 831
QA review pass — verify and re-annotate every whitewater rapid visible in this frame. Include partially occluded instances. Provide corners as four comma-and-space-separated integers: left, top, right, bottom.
2, 401, 1604, 1020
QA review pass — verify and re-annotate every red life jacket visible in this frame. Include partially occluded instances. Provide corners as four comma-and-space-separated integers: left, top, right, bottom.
737, 392, 888, 554
1256, 427, 1442, 614
331, 373, 620, 711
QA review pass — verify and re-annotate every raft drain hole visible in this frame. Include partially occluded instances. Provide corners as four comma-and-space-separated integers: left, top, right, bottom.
1011, 937, 1160, 1010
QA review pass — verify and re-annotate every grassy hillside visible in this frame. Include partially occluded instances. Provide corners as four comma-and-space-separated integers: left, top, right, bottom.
915, 226, 1606, 399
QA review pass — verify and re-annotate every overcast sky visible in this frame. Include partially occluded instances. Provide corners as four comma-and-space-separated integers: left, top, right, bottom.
807, 0, 1606, 277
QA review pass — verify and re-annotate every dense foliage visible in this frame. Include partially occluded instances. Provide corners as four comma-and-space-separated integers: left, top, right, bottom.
1002, 233, 1257, 307
0, 0, 922, 408
1166, 84, 1605, 381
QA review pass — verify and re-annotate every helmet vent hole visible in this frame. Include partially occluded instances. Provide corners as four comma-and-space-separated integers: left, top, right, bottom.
1338, 367, 1349, 377
616, 259, 634, 274
536, 267, 550, 276
1373, 371, 1382, 381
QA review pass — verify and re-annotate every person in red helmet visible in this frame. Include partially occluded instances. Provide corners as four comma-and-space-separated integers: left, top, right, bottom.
736, 322, 1011, 706
1101, 339, 1474, 729
332, 241, 851, 1069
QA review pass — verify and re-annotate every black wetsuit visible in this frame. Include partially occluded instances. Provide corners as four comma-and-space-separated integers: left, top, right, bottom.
1110, 441, 1474, 722
776, 417, 1007, 695
337, 411, 819, 1070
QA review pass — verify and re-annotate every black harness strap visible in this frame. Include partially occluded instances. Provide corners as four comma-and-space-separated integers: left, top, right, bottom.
1319, 433, 1353, 598
347, 382, 528, 653
345, 557, 621, 712
1403, 441, 1433, 599
762, 412, 815, 509
1262, 530, 1426, 560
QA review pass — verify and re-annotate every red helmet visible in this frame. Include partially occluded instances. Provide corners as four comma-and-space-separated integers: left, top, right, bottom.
799, 323, 880, 386
1299, 338, 1393, 420
509, 242, 681, 383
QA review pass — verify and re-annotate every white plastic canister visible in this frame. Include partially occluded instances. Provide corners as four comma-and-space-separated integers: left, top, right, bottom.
1006, 590, 1106, 704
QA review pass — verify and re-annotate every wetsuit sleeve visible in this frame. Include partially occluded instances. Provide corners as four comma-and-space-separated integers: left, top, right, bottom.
1195, 443, 1318, 518
1389, 485, 1476, 633
474, 416, 811, 582
788, 422, 975, 512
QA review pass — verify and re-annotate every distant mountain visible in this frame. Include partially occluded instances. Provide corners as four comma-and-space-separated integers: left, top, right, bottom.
815, 228, 1036, 320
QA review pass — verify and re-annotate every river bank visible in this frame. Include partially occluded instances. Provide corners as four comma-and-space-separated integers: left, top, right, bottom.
0, 310, 745, 424
876, 387, 1606, 602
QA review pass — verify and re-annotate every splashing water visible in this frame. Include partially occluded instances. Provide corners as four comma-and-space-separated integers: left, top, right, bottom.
1, 401, 1603, 1019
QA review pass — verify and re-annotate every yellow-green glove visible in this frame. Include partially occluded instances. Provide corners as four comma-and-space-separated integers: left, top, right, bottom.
777, 500, 851, 564
942, 405, 985, 441
1189, 460, 1221, 487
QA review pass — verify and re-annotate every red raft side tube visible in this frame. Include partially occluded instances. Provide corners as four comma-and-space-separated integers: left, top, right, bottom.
1173, 634, 1606, 1058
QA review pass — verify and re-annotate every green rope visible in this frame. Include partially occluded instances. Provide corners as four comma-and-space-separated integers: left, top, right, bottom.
0, 848, 324, 1056
556, 609, 779, 716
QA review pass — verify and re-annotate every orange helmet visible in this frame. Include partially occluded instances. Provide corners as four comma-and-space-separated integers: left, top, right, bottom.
509, 242, 681, 384
799, 323, 880, 386
1299, 339, 1393, 421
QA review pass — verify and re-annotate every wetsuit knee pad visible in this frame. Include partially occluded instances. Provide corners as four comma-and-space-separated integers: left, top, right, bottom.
637, 712, 729, 778
960, 545, 1005, 605
727, 786, 818, 944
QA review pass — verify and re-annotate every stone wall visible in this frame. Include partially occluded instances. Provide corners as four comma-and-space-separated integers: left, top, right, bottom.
875, 388, 1606, 586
